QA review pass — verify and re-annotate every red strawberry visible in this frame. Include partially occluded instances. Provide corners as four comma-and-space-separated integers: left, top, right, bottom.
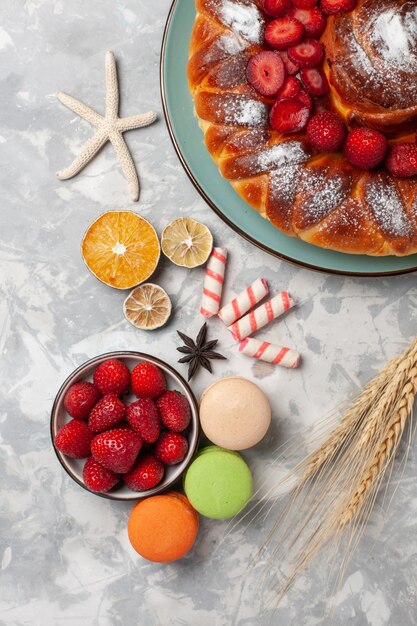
276, 75, 301, 99
265, 17, 304, 50
307, 111, 345, 151
278, 51, 300, 77
246, 51, 286, 97
54, 419, 93, 459
385, 143, 417, 178
293, 0, 318, 7
296, 88, 313, 109
91, 428, 142, 473
288, 39, 324, 67
155, 432, 189, 466
63, 381, 101, 420
288, 6, 327, 38
263, 0, 291, 17
156, 390, 191, 433
124, 454, 164, 491
131, 361, 167, 399
83, 457, 120, 493
93, 359, 130, 396
300, 66, 329, 95
320, 0, 356, 15
270, 97, 310, 133
126, 398, 161, 444
88, 393, 126, 433
344, 128, 387, 169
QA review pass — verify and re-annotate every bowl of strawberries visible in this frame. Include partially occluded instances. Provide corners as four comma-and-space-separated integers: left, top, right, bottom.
51, 352, 200, 500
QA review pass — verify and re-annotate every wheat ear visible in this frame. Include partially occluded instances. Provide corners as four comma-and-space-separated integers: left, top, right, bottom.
300, 341, 415, 483
340, 364, 417, 528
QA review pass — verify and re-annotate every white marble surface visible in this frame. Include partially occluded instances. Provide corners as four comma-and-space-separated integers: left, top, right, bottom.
1, 1, 416, 624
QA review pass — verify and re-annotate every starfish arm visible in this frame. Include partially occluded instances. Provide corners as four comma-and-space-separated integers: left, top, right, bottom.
109, 131, 139, 202
56, 130, 108, 180
105, 51, 119, 119
117, 111, 157, 132
56, 91, 102, 127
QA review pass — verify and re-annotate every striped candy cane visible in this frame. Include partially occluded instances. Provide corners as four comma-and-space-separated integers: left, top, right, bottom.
228, 292, 295, 341
218, 277, 269, 326
239, 337, 301, 369
200, 248, 228, 318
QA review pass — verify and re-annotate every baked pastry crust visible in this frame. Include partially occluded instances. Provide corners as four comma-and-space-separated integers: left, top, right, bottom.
188, 0, 417, 256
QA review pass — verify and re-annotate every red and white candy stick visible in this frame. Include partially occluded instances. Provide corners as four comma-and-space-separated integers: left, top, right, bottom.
228, 292, 295, 341
200, 247, 228, 318
218, 277, 269, 326
239, 337, 301, 369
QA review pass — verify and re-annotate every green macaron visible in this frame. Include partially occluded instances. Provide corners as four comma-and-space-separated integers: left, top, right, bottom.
183, 446, 253, 519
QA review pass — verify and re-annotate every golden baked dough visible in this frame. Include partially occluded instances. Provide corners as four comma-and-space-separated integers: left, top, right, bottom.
188, 0, 417, 256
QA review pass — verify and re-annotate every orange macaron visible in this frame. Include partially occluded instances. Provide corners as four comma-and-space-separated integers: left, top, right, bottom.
128, 492, 199, 562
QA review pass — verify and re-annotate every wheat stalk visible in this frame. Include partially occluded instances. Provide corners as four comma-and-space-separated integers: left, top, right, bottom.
255, 337, 417, 602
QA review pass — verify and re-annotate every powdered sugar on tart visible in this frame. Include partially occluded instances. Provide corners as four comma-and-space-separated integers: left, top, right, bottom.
218, 0, 264, 43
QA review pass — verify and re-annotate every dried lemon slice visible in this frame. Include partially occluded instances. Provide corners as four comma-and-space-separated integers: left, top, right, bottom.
161, 217, 213, 268
81, 211, 160, 290
123, 283, 172, 330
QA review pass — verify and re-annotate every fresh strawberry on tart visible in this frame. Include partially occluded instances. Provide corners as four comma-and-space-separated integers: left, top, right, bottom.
188, 0, 417, 256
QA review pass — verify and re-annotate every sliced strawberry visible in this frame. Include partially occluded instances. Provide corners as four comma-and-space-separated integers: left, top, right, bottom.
246, 51, 286, 96
385, 143, 417, 177
265, 17, 304, 50
296, 88, 313, 109
293, 0, 318, 7
270, 97, 311, 134
288, 6, 327, 38
320, 0, 356, 15
279, 50, 301, 75
307, 111, 345, 151
300, 66, 329, 95
288, 39, 324, 67
276, 76, 301, 99
263, 0, 291, 17
344, 128, 387, 169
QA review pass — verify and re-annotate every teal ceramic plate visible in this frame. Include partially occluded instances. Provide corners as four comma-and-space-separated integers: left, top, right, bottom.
160, 0, 417, 276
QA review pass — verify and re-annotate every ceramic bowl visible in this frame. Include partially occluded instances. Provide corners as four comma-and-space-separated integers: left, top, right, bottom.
50, 351, 200, 501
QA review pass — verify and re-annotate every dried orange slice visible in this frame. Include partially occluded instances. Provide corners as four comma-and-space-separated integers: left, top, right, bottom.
81, 211, 160, 290
123, 283, 172, 330
161, 217, 213, 268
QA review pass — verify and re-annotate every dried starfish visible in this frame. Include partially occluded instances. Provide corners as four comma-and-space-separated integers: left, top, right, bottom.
56, 51, 156, 201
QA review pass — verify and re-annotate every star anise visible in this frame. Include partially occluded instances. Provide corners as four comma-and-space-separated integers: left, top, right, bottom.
176, 323, 226, 381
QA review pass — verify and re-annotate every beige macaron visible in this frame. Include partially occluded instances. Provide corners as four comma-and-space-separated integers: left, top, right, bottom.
199, 376, 271, 450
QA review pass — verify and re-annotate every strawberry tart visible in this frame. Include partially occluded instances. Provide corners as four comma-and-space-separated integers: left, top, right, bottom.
188, 0, 417, 255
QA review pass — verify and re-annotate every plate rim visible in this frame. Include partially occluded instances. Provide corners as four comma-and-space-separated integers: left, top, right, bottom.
159, 0, 417, 278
